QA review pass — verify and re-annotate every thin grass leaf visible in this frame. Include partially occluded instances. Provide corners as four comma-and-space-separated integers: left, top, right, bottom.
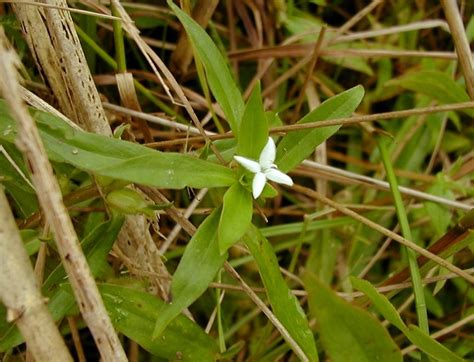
387, 70, 474, 117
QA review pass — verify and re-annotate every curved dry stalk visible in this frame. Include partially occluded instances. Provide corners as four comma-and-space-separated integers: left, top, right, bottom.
126, 101, 474, 144
0, 35, 127, 362
333, 20, 450, 43
302, 160, 471, 211
210, 268, 474, 299
0, 187, 72, 361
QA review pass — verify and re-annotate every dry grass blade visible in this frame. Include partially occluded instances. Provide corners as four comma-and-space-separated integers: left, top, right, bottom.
441, 0, 474, 99
0, 186, 72, 361
12, 0, 111, 135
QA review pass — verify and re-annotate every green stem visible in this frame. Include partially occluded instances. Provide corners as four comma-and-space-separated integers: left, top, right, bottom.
377, 136, 429, 336
76, 25, 116, 69
288, 215, 309, 274
216, 270, 226, 353
111, 2, 126, 72
194, 52, 225, 133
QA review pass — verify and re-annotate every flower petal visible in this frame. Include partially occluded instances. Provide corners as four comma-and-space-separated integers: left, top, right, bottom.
234, 156, 261, 173
259, 137, 276, 169
252, 172, 267, 199
264, 168, 293, 186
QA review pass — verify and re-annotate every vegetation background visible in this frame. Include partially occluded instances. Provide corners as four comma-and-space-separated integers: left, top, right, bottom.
0, 0, 473, 361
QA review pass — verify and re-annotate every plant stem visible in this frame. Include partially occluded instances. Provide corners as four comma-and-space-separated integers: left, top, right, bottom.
377, 136, 430, 335
111, 1, 126, 73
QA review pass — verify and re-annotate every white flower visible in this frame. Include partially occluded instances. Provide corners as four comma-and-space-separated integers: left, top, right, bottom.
234, 137, 293, 199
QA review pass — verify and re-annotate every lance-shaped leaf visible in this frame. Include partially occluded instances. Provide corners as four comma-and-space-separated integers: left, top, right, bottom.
237, 82, 268, 159
305, 273, 402, 362
351, 277, 464, 362
153, 208, 227, 338
387, 70, 474, 117
101, 284, 219, 361
244, 226, 318, 361
219, 182, 253, 254
0, 101, 235, 189
168, 0, 244, 134
276, 85, 364, 172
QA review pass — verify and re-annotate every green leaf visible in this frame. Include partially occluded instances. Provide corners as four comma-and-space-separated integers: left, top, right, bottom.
100, 284, 219, 361
153, 208, 227, 338
305, 273, 402, 362
350, 278, 407, 331
244, 226, 318, 361
219, 183, 253, 254
43, 216, 124, 293
351, 277, 464, 362
168, 1, 244, 134
387, 71, 474, 117
237, 82, 268, 159
276, 85, 365, 172
0, 144, 38, 217
424, 175, 454, 237
0, 101, 235, 189
406, 326, 465, 361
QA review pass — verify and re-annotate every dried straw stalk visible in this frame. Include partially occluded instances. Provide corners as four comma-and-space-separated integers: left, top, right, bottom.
0, 30, 127, 362
0, 186, 72, 361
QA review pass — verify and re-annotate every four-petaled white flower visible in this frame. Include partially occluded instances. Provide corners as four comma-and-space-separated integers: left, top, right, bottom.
234, 137, 293, 199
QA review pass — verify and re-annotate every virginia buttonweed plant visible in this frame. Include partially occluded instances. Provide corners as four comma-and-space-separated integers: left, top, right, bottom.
0, 1, 473, 361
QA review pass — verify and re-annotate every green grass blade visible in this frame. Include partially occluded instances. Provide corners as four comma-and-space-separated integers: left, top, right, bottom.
387, 70, 474, 117
378, 135, 429, 336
